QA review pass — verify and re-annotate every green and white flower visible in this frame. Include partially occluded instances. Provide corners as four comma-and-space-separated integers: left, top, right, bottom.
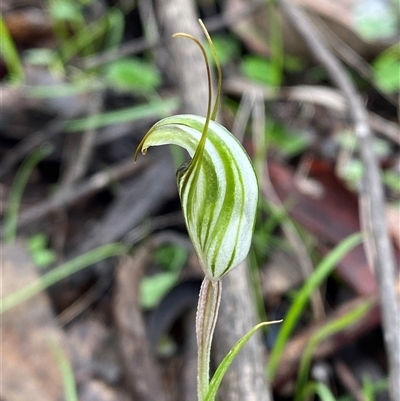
135, 21, 259, 401
136, 113, 258, 280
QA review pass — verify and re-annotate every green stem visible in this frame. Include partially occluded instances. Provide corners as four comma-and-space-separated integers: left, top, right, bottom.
4, 144, 53, 243
196, 277, 222, 401
0, 16, 24, 83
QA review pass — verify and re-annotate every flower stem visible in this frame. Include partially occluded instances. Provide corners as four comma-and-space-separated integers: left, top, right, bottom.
196, 277, 222, 401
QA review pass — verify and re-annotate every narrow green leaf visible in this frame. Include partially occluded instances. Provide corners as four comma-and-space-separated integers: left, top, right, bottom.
51, 342, 78, 401
268, 232, 363, 378
303, 382, 337, 401
104, 8, 125, 50
4, 145, 53, 243
204, 320, 282, 401
0, 16, 24, 83
295, 299, 373, 400
0, 243, 126, 314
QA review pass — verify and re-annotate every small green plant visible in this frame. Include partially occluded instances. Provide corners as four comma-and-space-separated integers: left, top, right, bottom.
135, 20, 279, 401
241, 55, 282, 87
49, 0, 125, 64
5, 2, 175, 137
27, 233, 57, 268
372, 44, 400, 94
140, 244, 188, 309
360, 377, 388, 401
105, 57, 162, 95
12, 0, 170, 134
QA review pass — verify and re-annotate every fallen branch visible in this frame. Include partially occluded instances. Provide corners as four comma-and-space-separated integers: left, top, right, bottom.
278, 1, 400, 399
0, 157, 146, 236
224, 78, 400, 145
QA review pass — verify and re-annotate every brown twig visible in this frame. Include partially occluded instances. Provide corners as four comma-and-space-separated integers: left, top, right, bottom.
114, 250, 167, 401
278, 1, 400, 399
263, 156, 326, 321
61, 93, 102, 185
310, 15, 397, 107
204, 0, 265, 32
273, 294, 380, 389
0, 157, 146, 237
122, 212, 185, 245
82, 37, 156, 69
334, 359, 366, 401
224, 78, 400, 145
234, 87, 325, 320
0, 119, 65, 179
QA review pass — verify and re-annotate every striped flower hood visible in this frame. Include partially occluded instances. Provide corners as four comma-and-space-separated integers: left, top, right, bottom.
135, 114, 258, 280
135, 22, 258, 280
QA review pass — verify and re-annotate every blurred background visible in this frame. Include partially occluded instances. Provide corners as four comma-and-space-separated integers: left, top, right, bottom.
1, 1, 399, 400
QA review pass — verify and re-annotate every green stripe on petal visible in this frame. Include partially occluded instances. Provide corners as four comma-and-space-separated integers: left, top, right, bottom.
135, 114, 258, 280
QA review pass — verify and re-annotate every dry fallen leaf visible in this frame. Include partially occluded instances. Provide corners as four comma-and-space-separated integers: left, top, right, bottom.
1, 241, 69, 401
266, 160, 378, 295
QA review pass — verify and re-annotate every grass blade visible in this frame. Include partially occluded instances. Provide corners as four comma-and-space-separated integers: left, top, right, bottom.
1, 243, 126, 314
3, 145, 53, 243
0, 16, 24, 83
52, 342, 78, 401
267, 232, 363, 378
295, 299, 373, 400
303, 382, 337, 401
204, 320, 282, 401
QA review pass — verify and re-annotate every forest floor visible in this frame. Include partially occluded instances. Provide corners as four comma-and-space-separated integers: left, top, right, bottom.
1, 1, 400, 400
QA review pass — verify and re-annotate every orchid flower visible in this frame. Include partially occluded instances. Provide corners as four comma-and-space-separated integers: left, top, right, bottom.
135, 20, 258, 401
135, 24, 258, 281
